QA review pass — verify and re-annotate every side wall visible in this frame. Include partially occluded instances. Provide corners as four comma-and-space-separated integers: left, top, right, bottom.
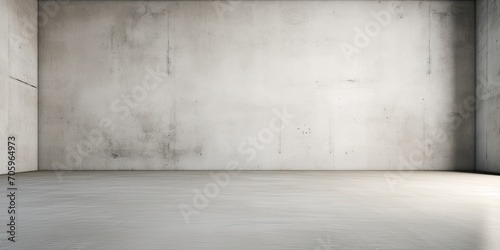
0, 0, 38, 174
477, 0, 500, 173
39, 1, 475, 170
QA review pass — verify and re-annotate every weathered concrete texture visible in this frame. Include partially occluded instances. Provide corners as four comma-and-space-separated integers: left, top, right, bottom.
0, 171, 499, 250
39, 1, 475, 171
6, 0, 37, 86
477, 0, 500, 174
1, 78, 38, 174
0, 0, 38, 174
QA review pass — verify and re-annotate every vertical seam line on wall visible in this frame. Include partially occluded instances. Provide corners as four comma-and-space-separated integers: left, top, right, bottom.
427, 2, 430, 170
485, 0, 489, 170
427, 2, 429, 168
474, 0, 477, 172
37, 0, 39, 172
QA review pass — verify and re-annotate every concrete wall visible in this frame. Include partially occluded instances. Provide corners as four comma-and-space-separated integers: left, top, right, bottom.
39, 0, 475, 171
0, 0, 37, 174
477, 0, 500, 174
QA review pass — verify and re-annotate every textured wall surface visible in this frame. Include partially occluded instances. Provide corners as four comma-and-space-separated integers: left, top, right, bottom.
39, 1, 475, 171
0, 0, 37, 174
477, 0, 500, 174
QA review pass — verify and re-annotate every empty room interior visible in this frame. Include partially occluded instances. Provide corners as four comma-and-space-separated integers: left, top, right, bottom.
1, 0, 500, 249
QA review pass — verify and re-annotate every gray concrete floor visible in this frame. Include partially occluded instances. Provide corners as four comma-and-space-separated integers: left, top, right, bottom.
0, 171, 499, 250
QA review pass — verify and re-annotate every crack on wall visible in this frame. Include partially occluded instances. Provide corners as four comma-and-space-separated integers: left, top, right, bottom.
9, 76, 36, 89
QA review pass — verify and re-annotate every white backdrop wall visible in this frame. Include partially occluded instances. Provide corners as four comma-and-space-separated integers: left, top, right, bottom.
39, 0, 475, 170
